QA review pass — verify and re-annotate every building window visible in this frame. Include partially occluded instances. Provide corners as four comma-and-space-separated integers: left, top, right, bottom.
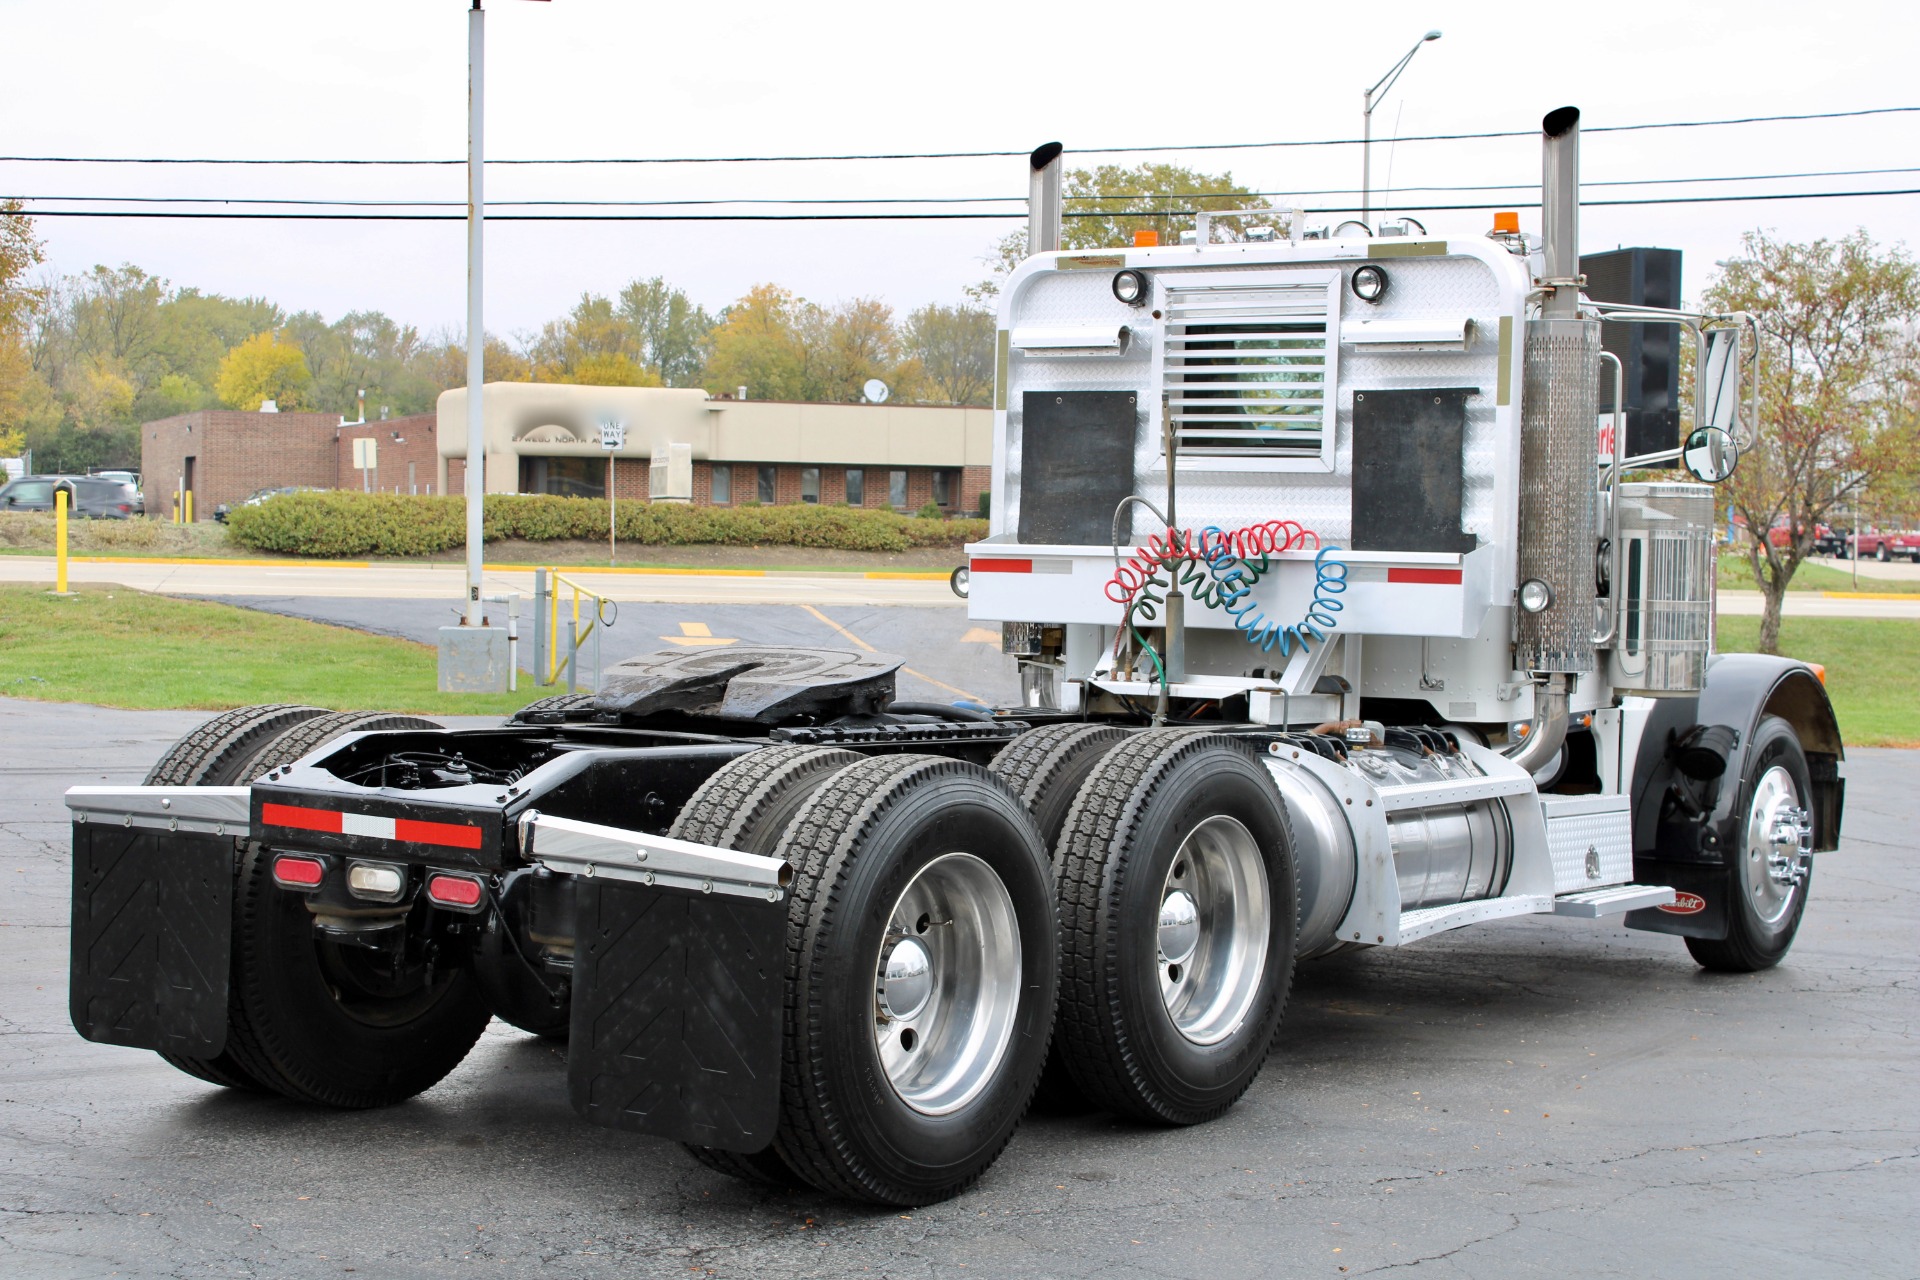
710, 465, 731, 505
932, 469, 958, 508
801, 467, 820, 504
889, 469, 908, 509
519, 455, 606, 499
757, 465, 777, 505
844, 468, 864, 506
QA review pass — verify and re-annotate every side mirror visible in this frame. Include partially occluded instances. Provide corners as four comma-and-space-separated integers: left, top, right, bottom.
1682, 425, 1738, 483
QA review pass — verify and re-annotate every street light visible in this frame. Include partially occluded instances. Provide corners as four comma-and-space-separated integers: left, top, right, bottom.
1361, 29, 1442, 225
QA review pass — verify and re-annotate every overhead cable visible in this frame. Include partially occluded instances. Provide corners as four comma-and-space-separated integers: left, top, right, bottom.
1, 106, 1912, 167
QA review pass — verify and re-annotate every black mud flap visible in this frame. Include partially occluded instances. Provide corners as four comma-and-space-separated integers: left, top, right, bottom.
1623, 859, 1730, 940
568, 879, 785, 1153
69, 825, 234, 1057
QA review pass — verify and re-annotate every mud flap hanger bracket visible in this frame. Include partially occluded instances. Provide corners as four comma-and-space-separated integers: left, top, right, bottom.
520, 810, 792, 903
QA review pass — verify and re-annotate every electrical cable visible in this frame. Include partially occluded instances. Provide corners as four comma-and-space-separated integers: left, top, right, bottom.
15, 187, 1920, 220
2, 105, 1912, 167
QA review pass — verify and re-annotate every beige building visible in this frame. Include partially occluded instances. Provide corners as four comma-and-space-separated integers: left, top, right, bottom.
435, 384, 992, 514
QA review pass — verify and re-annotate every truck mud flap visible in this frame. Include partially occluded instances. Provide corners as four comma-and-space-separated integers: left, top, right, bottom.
568, 878, 785, 1153
69, 825, 234, 1058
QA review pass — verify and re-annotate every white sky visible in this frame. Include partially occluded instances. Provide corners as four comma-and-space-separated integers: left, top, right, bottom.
5, 0, 1917, 338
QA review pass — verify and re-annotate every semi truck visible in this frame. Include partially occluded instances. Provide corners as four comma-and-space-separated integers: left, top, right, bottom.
66, 108, 1844, 1207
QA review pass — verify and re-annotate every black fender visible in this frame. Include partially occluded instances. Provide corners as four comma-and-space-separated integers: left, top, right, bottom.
1625, 653, 1844, 940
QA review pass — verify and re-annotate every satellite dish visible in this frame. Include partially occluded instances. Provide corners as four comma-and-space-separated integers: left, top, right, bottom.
863, 378, 891, 404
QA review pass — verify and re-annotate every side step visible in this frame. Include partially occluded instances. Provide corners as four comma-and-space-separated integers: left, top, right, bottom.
1551, 884, 1677, 918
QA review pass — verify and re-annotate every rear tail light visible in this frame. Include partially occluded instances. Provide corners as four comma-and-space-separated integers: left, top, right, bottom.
426, 873, 485, 911
272, 854, 326, 890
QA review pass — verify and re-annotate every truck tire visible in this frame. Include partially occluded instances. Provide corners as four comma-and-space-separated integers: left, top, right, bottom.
989, 723, 1131, 864
215, 840, 493, 1108
668, 745, 862, 1187
143, 704, 330, 1091
772, 755, 1057, 1204
1054, 730, 1298, 1125
509, 693, 597, 725
1685, 715, 1815, 973
234, 711, 443, 780
144, 703, 331, 788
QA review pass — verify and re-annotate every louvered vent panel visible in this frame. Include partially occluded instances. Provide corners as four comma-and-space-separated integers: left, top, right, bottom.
1161, 278, 1339, 470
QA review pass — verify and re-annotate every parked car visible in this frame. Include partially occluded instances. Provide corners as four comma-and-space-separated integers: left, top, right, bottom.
90, 469, 144, 515
0, 475, 138, 519
212, 486, 323, 523
1848, 528, 1920, 562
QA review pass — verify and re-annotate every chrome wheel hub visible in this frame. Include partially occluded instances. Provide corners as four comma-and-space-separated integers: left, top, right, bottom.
1157, 816, 1270, 1046
872, 852, 1022, 1116
1745, 765, 1811, 926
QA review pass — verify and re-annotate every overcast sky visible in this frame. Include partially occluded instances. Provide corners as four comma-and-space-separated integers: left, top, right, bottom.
5, 0, 1916, 338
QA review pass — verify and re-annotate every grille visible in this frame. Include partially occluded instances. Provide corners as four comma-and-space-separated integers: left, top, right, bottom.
1161, 277, 1339, 470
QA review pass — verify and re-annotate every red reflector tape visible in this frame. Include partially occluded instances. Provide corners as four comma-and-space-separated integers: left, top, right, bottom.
262, 803, 343, 834
972, 558, 1033, 573
272, 855, 325, 889
426, 874, 484, 908
395, 818, 485, 851
1388, 567, 1464, 585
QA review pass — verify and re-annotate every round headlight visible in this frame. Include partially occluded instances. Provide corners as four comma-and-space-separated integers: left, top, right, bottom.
1518, 578, 1555, 613
1112, 269, 1148, 306
1351, 264, 1389, 303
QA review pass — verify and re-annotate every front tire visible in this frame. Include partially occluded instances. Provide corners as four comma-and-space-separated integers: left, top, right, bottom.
1054, 731, 1298, 1125
1686, 715, 1814, 973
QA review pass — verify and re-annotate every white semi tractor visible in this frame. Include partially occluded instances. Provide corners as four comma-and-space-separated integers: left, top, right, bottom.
66, 108, 1842, 1206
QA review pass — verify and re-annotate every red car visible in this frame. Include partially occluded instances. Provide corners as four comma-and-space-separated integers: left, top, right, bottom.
1848, 529, 1920, 562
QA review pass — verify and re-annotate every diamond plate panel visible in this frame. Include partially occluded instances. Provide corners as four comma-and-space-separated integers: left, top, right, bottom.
568, 878, 785, 1153
68, 825, 233, 1057
1541, 797, 1634, 893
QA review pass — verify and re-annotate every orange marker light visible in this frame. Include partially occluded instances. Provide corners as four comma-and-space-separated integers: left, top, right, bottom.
1493, 211, 1520, 233
1808, 663, 1827, 685
1133, 229, 1160, 247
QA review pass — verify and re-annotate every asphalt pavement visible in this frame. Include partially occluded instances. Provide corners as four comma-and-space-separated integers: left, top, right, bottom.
2, 699, 1914, 1279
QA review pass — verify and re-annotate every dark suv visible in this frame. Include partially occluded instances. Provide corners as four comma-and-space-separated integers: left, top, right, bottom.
0, 475, 140, 519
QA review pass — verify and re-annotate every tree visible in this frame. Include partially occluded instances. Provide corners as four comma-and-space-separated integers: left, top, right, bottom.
215, 331, 315, 411
617, 277, 714, 386
901, 303, 994, 406
1704, 230, 1920, 652
0, 200, 45, 448
703, 284, 811, 400
804, 297, 900, 402
971, 163, 1278, 301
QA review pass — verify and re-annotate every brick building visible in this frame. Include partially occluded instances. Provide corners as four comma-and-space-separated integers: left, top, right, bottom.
141, 410, 442, 520
437, 384, 992, 516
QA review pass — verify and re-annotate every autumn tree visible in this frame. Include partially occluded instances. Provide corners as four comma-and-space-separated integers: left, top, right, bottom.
901, 303, 994, 406
971, 163, 1278, 301
215, 331, 315, 411
616, 277, 714, 386
1704, 229, 1920, 652
703, 284, 810, 400
0, 200, 44, 454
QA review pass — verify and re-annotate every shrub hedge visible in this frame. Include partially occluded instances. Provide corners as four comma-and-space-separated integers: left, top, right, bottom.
225, 491, 989, 558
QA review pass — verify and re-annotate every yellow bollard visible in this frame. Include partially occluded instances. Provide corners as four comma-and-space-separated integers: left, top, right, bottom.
185, 490, 193, 524
173, 491, 181, 525
54, 488, 70, 595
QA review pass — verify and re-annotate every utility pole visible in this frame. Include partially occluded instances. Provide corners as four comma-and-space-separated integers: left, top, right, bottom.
463, 0, 486, 627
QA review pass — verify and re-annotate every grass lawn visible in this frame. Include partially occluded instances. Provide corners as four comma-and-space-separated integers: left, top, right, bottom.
1717, 552, 1920, 594
1715, 615, 1920, 747
0, 583, 545, 716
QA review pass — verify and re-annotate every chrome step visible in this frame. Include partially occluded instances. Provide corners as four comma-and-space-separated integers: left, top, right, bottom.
1551, 884, 1677, 918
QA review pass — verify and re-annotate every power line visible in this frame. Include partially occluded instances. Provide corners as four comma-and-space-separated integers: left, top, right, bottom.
13, 165, 1920, 213
16, 186, 1920, 221
2, 106, 1913, 168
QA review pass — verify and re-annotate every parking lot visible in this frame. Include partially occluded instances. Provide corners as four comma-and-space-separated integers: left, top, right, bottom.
2, 698, 1914, 1279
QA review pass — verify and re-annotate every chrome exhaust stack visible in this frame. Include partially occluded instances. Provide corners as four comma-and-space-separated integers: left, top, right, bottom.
1509, 108, 1599, 769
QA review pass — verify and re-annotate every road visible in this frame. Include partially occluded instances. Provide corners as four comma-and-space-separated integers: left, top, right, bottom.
2, 700, 1914, 1279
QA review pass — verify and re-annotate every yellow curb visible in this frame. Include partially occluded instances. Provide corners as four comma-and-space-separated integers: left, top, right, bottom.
1819, 590, 1920, 600
66, 555, 374, 569
491, 563, 766, 577
862, 571, 952, 580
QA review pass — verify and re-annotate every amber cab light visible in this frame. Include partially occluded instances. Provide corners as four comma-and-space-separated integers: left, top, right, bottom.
426, 873, 485, 910
1132, 229, 1159, 247
272, 855, 326, 890
1493, 210, 1520, 233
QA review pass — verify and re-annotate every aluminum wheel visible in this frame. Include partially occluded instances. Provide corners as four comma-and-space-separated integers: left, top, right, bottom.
1744, 764, 1811, 929
872, 852, 1022, 1116
1157, 815, 1271, 1046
